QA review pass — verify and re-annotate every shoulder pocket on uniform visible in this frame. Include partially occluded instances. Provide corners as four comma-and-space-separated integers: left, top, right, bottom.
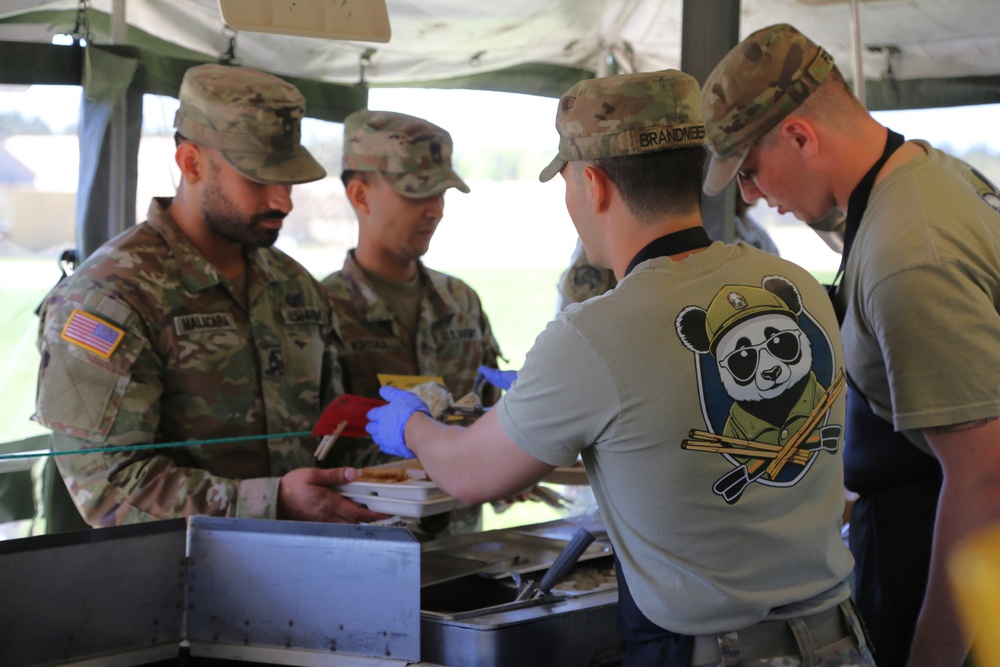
36, 326, 144, 442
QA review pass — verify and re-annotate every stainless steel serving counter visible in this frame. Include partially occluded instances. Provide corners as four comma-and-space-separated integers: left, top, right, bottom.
0, 515, 621, 667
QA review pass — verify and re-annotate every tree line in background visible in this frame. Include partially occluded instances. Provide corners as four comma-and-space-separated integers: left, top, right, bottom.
0, 111, 76, 138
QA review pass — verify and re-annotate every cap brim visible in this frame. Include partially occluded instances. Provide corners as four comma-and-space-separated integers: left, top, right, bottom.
223, 147, 327, 186
384, 168, 471, 198
703, 145, 749, 196
539, 155, 565, 183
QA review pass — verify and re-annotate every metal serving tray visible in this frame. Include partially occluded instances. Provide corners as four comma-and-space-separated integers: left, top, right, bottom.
420, 583, 621, 667
422, 530, 612, 578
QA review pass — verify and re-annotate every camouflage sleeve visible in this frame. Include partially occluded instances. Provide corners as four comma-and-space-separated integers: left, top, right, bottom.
50, 431, 280, 527
36, 299, 278, 527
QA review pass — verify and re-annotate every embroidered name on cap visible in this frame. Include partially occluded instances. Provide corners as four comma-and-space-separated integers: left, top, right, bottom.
631, 124, 706, 151
61, 309, 125, 359
174, 313, 237, 336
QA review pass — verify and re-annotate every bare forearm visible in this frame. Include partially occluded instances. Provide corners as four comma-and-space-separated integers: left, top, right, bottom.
405, 409, 554, 504
404, 413, 491, 502
909, 420, 1000, 666
907, 482, 976, 666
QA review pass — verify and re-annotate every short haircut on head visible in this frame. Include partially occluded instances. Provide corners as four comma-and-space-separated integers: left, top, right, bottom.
594, 146, 706, 222
792, 67, 863, 127
756, 67, 861, 150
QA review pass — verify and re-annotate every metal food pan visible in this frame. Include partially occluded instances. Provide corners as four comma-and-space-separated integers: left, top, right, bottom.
423, 531, 612, 578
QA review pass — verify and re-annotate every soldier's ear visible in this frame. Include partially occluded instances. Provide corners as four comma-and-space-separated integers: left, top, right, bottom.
345, 178, 370, 215
582, 164, 611, 214
175, 142, 203, 184
780, 118, 820, 159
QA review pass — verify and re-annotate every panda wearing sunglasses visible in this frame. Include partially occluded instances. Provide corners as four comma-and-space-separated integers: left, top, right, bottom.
676, 275, 844, 504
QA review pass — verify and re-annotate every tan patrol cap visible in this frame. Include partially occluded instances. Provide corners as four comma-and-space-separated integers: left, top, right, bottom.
701, 23, 835, 196
540, 69, 707, 183
174, 63, 326, 186
342, 110, 470, 198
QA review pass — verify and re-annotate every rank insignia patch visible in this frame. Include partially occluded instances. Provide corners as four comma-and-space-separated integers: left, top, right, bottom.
61, 309, 125, 359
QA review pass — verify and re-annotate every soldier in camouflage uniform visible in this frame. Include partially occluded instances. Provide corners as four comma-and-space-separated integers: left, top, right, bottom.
323, 110, 502, 407
365, 69, 875, 667
322, 110, 503, 535
33, 64, 386, 528
702, 24, 1000, 667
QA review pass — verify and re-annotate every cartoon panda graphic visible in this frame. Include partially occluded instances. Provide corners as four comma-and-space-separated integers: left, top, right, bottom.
675, 275, 844, 504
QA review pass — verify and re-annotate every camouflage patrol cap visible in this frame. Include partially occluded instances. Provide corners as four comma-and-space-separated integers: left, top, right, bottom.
705, 285, 796, 356
174, 63, 326, 186
701, 23, 835, 196
342, 110, 470, 198
539, 69, 707, 183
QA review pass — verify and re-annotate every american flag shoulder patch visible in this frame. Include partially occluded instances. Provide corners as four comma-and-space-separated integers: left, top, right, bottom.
60, 309, 125, 359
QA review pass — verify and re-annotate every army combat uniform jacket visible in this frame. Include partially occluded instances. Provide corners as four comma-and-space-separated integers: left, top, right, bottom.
323, 251, 502, 405
34, 198, 343, 527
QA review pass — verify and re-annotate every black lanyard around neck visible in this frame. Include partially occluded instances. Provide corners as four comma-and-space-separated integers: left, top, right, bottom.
624, 226, 712, 277
830, 128, 905, 294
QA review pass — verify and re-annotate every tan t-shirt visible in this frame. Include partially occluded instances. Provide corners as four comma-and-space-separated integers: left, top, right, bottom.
499, 242, 852, 634
837, 142, 1000, 450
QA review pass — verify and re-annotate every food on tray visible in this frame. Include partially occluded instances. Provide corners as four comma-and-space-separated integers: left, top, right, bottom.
357, 466, 412, 483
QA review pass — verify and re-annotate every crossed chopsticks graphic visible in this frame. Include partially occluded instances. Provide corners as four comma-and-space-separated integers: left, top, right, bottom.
682, 368, 845, 503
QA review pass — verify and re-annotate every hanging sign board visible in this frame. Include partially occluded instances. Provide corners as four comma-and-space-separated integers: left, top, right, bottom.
218, 0, 391, 43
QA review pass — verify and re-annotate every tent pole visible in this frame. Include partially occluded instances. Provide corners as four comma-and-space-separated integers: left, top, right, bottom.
107, 0, 128, 241
596, 42, 610, 77
849, 0, 867, 107
682, 0, 740, 243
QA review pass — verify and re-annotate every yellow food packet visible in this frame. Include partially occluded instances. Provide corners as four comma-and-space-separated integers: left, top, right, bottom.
377, 374, 445, 390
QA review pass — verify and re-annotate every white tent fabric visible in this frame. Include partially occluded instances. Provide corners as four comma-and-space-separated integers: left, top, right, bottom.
1, 0, 995, 258
2, 0, 1000, 93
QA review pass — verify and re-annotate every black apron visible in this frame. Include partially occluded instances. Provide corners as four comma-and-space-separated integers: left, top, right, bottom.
832, 130, 944, 667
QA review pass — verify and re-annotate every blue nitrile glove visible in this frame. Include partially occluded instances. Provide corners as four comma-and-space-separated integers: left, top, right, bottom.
476, 365, 519, 391
365, 385, 432, 459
